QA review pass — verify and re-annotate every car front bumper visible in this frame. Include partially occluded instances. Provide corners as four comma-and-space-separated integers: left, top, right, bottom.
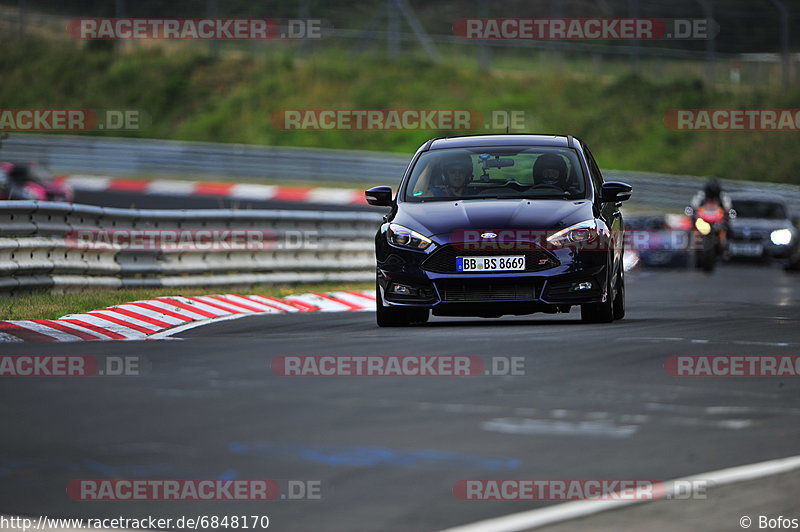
376, 237, 612, 315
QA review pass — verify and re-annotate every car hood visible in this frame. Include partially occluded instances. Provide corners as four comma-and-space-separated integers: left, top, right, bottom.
393, 199, 595, 238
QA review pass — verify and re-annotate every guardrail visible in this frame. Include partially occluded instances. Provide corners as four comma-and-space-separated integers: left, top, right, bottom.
0, 201, 382, 292
4, 134, 800, 212
1, 134, 411, 183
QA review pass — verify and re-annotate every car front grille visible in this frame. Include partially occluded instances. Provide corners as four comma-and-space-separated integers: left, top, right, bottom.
437, 282, 538, 302
421, 244, 558, 274
729, 229, 768, 242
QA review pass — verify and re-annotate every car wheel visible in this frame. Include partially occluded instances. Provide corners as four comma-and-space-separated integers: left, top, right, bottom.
376, 280, 429, 327
581, 268, 615, 324
612, 268, 625, 320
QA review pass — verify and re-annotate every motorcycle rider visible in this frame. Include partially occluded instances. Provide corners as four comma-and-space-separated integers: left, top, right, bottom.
0, 162, 38, 200
689, 178, 732, 250
690, 178, 732, 212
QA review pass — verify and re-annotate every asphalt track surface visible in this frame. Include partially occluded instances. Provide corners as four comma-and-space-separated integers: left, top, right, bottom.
1, 262, 799, 531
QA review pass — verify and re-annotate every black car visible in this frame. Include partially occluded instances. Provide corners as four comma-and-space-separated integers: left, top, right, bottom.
365, 134, 632, 326
625, 215, 690, 268
727, 193, 800, 269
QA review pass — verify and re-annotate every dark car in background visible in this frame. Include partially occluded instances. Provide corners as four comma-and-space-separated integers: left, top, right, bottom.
625, 214, 690, 268
727, 193, 800, 270
365, 134, 632, 326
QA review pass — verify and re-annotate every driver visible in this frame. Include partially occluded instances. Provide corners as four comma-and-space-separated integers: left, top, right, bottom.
532, 153, 569, 190
429, 153, 473, 198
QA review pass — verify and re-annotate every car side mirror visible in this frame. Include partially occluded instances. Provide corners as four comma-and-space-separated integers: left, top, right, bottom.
792, 215, 800, 228
600, 181, 632, 203
365, 186, 393, 206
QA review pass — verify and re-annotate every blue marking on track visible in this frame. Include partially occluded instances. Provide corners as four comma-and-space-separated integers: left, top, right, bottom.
227, 442, 520, 470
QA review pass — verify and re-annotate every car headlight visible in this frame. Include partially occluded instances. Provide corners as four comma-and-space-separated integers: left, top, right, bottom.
387, 223, 433, 250
546, 220, 600, 248
770, 228, 793, 246
695, 218, 712, 235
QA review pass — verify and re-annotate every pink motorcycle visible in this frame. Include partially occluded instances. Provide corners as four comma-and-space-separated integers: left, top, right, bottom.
0, 161, 74, 202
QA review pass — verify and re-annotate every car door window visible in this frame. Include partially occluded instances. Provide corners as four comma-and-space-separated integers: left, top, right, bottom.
584, 148, 604, 194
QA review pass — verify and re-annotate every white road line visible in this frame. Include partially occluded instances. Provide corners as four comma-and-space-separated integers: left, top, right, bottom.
618, 337, 793, 346
438, 454, 800, 532
480, 417, 639, 439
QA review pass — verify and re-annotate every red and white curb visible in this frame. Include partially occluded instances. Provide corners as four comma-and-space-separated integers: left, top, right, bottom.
0, 290, 376, 343
57, 175, 368, 206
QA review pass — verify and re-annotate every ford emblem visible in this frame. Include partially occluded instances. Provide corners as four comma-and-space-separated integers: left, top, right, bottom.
481, 232, 497, 238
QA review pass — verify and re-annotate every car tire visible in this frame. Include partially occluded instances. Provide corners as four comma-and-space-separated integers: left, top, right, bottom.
612, 269, 625, 320
376, 280, 429, 327
581, 268, 615, 324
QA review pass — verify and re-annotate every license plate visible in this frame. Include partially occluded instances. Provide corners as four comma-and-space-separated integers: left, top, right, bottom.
729, 243, 763, 257
456, 256, 525, 272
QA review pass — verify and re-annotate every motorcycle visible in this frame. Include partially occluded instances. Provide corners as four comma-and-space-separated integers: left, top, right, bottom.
686, 202, 726, 272
0, 161, 74, 202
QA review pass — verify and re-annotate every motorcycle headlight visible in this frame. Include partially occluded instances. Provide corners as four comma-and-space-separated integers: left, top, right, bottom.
387, 223, 433, 250
695, 218, 712, 235
770, 228, 793, 246
546, 220, 600, 248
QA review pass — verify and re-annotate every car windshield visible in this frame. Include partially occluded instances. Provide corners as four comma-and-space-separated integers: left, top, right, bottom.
732, 200, 787, 219
403, 147, 587, 202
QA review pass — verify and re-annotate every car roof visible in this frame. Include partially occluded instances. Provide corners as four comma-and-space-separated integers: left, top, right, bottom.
428, 134, 574, 150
